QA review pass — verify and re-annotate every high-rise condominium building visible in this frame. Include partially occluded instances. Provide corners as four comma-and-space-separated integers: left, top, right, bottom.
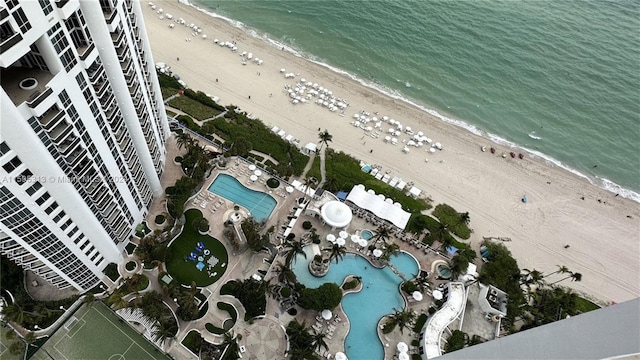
0, 0, 169, 291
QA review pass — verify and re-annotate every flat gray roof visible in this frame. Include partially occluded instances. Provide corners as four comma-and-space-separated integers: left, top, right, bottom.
440, 298, 640, 360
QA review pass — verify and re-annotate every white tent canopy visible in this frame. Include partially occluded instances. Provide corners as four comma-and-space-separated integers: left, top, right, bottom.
408, 186, 421, 197
320, 201, 352, 228
346, 186, 410, 229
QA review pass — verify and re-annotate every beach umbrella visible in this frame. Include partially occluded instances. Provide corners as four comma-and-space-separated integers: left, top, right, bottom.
412, 291, 423, 301
403, 147, 410, 153
339, 231, 348, 239
373, 249, 383, 258
382, 116, 389, 121
202, 34, 207, 39
285, 186, 294, 193
248, 164, 256, 171
351, 234, 361, 243
254, 170, 262, 177
335, 352, 347, 360
336, 238, 346, 246
322, 309, 332, 320
250, 175, 258, 182
280, 68, 286, 73
429, 148, 436, 153
433, 290, 443, 300
358, 239, 368, 247
399, 353, 409, 360
397, 342, 408, 353
168, 23, 175, 28
435, 142, 442, 149
418, 131, 424, 136
326, 234, 336, 243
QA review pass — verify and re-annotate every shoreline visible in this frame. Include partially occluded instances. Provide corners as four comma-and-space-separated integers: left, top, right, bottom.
188, 0, 639, 202
142, 2, 639, 303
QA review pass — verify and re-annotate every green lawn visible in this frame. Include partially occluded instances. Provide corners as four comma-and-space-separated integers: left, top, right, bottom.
31, 302, 168, 360
168, 96, 222, 120
166, 209, 228, 286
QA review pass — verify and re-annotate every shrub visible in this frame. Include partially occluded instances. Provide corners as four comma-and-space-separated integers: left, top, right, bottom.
302, 221, 312, 230
168, 95, 221, 120
205, 322, 226, 335
266, 178, 280, 189
432, 204, 471, 239
299, 283, 342, 311
413, 313, 428, 332
342, 280, 358, 291
182, 330, 203, 354
445, 330, 467, 353
280, 287, 292, 298
155, 214, 166, 225
125, 261, 136, 271
104, 263, 119, 281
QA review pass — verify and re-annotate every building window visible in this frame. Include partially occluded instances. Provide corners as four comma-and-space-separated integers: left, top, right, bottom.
49, 28, 69, 54
59, 90, 71, 108
38, 0, 53, 15
13, 8, 32, 33
35, 192, 50, 206
25, 181, 42, 195
0, 142, 10, 156
44, 202, 58, 214
60, 49, 77, 72
2, 156, 22, 173
5, 0, 19, 11
15, 169, 32, 185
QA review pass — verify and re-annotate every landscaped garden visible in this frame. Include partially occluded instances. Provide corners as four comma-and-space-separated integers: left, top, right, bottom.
166, 209, 228, 287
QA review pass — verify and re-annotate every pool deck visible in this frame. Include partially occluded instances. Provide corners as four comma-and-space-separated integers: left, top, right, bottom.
139, 134, 465, 359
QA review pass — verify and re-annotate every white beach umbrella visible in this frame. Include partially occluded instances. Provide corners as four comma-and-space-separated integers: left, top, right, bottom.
286, 186, 294, 193
417, 131, 424, 136
336, 238, 346, 246
326, 234, 336, 243
339, 231, 349, 239
429, 147, 436, 153
403, 147, 410, 153
335, 352, 347, 360
254, 170, 262, 177
433, 290, 443, 300
250, 175, 258, 182
322, 309, 332, 320
350, 234, 361, 243
248, 164, 256, 171
358, 239, 368, 247
397, 342, 409, 353
373, 249, 383, 258
382, 116, 389, 121
280, 68, 286, 73
202, 34, 207, 39
399, 353, 409, 360
412, 291, 423, 301
384, 136, 391, 143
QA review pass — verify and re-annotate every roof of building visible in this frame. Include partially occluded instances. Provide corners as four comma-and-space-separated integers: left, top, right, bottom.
440, 298, 640, 360
320, 201, 352, 228
345, 185, 411, 229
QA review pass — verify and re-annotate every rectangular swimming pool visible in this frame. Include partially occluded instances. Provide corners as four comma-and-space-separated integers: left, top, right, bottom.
207, 174, 277, 222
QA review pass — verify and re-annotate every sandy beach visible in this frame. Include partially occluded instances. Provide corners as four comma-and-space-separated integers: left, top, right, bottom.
141, 2, 639, 303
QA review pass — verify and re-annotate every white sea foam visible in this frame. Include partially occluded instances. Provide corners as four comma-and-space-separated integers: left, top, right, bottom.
180, 1, 640, 203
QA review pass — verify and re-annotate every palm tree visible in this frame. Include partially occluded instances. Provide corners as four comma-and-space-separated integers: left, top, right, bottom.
107, 291, 128, 310
274, 262, 297, 285
413, 272, 432, 292
318, 129, 333, 150
324, 243, 347, 263
457, 212, 471, 226
433, 223, 451, 250
372, 225, 392, 247
152, 319, 177, 343
551, 272, 583, 285
323, 176, 340, 193
176, 132, 192, 150
283, 240, 306, 267
311, 330, 329, 352
387, 308, 417, 334
1, 303, 26, 324
520, 269, 545, 290
543, 265, 571, 279
301, 176, 317, 204
381, 243, 401, 262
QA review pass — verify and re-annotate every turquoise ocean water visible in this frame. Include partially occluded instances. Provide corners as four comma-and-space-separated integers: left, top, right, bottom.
189, 0, 640, 201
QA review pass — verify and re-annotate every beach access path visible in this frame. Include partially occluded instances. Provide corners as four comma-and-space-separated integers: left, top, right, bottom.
142, 2, 639, 303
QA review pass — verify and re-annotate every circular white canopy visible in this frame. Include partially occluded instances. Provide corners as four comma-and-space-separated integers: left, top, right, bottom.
399, 352, 409, 360
250, 175, 258, 181
397, 342, 408, 353
339, 231, 349, 239
335, 352, 347, 360
285, 186, 294, 193
412, 291, 423, 301
320, 201, 352, 228
358, 239, 368, 247
336, 238, 346, 246
373, 249, 383, 258
254, 170, 262, 177
433, 290, 443, 300
322, 309, 332, 320
326, 234, 336, 243
248, 164, 256, 171
350, 234, 361, 243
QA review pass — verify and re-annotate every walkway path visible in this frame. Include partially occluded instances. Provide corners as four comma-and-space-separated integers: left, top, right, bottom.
319, 147, 327, 188
299, 151, 316, 180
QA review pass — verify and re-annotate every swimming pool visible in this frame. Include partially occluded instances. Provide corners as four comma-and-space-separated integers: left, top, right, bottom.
207, 174, 277, 222
292, 250, 419, 359
360, 229, 374, 240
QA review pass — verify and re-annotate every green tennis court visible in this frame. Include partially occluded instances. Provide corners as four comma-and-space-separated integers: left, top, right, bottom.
31, 302, 169, 360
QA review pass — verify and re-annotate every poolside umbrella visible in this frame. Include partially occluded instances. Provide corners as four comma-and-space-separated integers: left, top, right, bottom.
335, 352, 347, 360
398, 352, 409, 360
285, 186, 294, 193
250, 175, 258, 182
248, 164, 256, 171
321, 309, 332, 320
397, 342, 408, 353
339, 231, 348, 239
254, 169, 262, 177
336, 238, 346, 246
358, 239, 368, 247
432, 290, 443, 300
412, 291, 423, 301
373, 249, 383, 258
350, 234, 360, 243
326, 234, 336, 243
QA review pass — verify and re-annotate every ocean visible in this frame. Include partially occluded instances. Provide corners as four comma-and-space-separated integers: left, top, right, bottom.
189, 0, 640, 201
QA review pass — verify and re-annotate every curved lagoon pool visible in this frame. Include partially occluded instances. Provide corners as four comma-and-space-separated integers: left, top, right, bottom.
292, 250, 419, 359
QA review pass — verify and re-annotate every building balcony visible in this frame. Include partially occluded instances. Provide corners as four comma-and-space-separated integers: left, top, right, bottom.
47, 120, 72, 142
1, 67, 54, 107
78, 42, 95, 61
58, 136, 81, 156
37, 106, 64, 131
0, 32, 22, 56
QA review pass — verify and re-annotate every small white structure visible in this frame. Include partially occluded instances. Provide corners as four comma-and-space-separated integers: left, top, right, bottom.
304, 142, 318, 155
320, 201, 352, 230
